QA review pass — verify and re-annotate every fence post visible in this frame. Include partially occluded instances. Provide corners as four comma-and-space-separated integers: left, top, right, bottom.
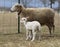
18, 0, 20, 4
18, 0, 20, 33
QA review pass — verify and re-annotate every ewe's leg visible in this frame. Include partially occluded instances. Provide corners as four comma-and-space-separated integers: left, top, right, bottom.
52, 18, 55, 34
31, 30, 36, 41
49, 27, 52, 35
48, 26, 52, 36
26, 30, 29, 40
53, 24, 55, 34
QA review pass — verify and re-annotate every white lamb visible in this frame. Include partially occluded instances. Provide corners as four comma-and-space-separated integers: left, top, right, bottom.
20, 17, 41, 41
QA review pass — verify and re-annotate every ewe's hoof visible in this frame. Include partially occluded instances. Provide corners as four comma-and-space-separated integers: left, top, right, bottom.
49, 35, 54, 37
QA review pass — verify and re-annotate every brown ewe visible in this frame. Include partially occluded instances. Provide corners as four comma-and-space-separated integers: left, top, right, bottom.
11, 3, 55, 36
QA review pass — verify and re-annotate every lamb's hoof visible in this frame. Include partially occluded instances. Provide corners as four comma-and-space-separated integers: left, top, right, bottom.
39, 38, 41, 41
31, 39, 34, 42
26, 38, 29, 41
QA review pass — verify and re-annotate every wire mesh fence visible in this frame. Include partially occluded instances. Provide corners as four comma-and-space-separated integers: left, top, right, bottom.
0, 0, 18, 34
0, 0, 60, 35
0, 0, 60, 47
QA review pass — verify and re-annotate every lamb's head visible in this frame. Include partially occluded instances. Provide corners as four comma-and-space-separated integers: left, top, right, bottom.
20, 17, 27, 24
20, 17, 29, 24
11, 3, 24, 12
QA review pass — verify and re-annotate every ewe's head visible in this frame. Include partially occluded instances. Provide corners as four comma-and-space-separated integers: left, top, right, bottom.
11, 3, 24, 12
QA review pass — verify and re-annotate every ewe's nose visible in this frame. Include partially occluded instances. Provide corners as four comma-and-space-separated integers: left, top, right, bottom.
10, 9, 14, 12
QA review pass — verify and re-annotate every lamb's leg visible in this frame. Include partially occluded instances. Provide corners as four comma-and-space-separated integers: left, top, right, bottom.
26, 30, 29, 40
38, 30, 41, 40
38, 26, 41, 40
31, 30, 36, 41
29, 31, 32, 39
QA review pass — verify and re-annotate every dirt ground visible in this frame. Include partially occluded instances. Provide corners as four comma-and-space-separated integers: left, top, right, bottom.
0, 11, 60, 47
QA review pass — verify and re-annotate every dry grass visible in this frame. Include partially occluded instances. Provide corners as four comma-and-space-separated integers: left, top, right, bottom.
0, 11, 60, 47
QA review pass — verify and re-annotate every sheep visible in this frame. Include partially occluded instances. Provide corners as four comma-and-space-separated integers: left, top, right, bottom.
20, 17, 41, 41
11, 3, 55, 36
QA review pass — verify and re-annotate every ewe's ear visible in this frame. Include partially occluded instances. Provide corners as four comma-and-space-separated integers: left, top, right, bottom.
15, 5, 22, 8
16, 5, 23, 13
19, 5, 22, 8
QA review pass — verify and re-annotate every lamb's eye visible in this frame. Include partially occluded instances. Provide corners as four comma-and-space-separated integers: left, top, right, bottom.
24, 19, 25, 20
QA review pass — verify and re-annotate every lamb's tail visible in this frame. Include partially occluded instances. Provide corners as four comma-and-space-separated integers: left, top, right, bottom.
38, 25, 41, 31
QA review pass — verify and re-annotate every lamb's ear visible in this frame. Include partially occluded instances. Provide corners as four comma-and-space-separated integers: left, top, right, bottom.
26, 17, 29, 19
